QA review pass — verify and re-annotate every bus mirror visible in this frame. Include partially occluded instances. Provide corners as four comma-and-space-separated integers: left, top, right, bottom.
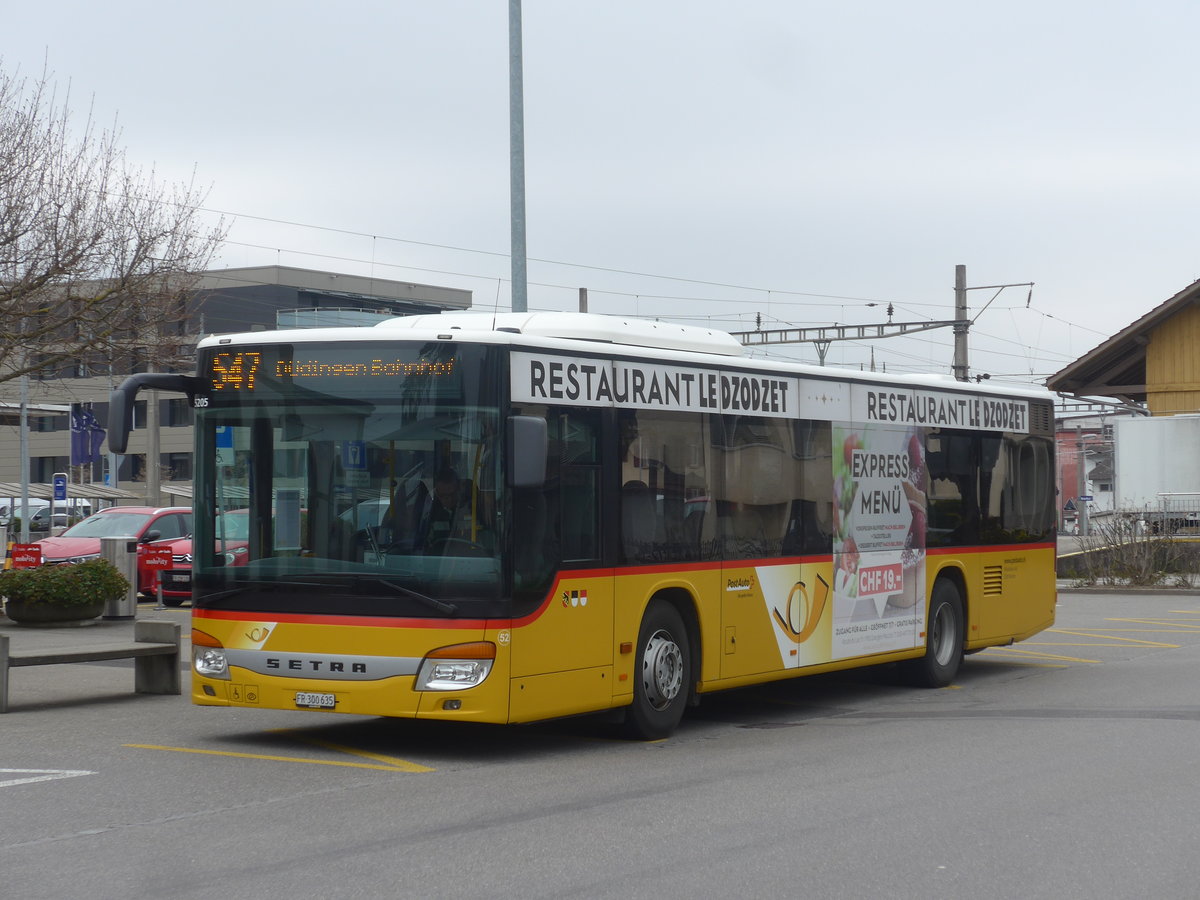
507, 415, 547, 489
108, 373, 202, 453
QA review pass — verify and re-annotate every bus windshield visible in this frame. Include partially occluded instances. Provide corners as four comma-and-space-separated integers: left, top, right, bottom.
191, 340, 506, 618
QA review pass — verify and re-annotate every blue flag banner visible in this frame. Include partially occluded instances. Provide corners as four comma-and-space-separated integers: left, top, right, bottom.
70, 404, 107, 466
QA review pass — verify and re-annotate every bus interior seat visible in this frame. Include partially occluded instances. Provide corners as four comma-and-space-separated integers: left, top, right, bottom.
621, 480, 656, 559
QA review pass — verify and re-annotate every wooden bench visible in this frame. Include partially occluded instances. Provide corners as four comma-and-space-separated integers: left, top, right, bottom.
0, 620, 182, 713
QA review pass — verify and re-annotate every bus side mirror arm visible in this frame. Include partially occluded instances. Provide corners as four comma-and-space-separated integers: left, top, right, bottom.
108, 373, 203, 454
507, 415, 547, 489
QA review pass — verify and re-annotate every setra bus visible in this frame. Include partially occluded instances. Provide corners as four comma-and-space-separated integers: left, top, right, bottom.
110, 312, 1057, 739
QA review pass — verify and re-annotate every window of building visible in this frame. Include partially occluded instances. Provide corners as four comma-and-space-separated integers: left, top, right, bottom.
166, 398, 193, 427
162, 452, 192, 481
31, 457, 69, 482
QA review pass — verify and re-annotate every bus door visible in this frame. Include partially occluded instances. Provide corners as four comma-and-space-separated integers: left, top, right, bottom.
715, 415, 809, 679
508, 407, 613, 721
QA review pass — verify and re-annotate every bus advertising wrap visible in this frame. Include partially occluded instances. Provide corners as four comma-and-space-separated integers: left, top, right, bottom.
512, 352, 804, 419
831, 422, 927, 658
512, 353, 1031, 434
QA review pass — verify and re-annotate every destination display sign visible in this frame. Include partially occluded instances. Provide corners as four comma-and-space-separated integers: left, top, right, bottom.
201, 344, 464, 401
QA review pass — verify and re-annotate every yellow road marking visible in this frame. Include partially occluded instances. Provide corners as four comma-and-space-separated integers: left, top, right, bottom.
1038, 629, 1180, 648
1107, 617, 1200, 631
976, 660, 1068, 668
1062, 628, 1197, 634
272, 731, 434, 772
125, 744, 433, 773
983, 646, 1100, 663
1028, 642, 1181, 648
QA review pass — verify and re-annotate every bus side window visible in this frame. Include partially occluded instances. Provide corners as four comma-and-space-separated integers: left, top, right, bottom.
927, 430, 981, 547
713, 414, 793, 560
618, 409, 708, 564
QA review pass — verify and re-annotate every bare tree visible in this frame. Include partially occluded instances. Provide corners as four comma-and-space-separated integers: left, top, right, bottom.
0, 62, 225, 382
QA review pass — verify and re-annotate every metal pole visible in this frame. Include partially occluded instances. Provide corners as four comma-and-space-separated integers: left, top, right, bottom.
18, 374, 29, 543
146, 365, 161, 506
578, 287, 588, 313
509, 0, 528, 313
107, 365, 120, 494
1076, 425, 1089, 537
953, 264, 969, 381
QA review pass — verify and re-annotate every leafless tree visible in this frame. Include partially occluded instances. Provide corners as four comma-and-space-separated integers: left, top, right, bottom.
0, 62, 225, 383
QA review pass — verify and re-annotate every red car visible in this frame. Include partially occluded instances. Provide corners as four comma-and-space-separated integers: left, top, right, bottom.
156, 509, 251, 607
36, 506, 193, 599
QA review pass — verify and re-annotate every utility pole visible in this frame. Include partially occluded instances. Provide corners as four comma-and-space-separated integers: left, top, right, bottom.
578, 287, 588, 313
18, 372, 30, 543
1076, 425, 1090, 537
954, 265, 1035, 383
146, 365, 161, 507
953, 264, 969, 382
508, 0, 528, 312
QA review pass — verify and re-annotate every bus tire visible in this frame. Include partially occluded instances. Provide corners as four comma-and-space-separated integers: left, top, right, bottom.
624, 600, 691, 740
904, 578, 963, 687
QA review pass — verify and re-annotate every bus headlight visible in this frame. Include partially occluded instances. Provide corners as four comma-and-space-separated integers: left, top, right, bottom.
415, 642, 495, 691
192, 629, 230, 679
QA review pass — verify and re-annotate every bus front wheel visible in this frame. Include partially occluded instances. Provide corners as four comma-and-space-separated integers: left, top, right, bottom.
904, 578, 963, 687
624, 601, 691, 740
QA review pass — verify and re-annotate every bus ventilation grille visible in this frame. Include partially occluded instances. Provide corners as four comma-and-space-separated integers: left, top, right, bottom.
1029, 402, 1054, 436
983, 565, 1003, 596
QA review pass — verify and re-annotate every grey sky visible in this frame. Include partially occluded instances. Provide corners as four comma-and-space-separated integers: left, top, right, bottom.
7, 1, 1198, 386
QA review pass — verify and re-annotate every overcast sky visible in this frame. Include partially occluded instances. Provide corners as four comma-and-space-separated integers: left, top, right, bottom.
7, 1, 1199, 388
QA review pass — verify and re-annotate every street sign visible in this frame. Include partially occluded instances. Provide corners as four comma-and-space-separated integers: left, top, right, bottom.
10, 544, 42, 568
52, 473, 67, 501
341, 441, 367, 470
215, 426, 235, 466
137, 545, 174, 571
1079, 495, 1094, 502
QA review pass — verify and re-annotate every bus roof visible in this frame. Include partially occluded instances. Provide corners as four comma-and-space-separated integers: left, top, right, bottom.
196, 311, 1052, 401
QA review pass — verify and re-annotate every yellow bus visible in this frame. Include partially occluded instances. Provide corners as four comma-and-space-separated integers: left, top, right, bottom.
110, 312, 1057, 739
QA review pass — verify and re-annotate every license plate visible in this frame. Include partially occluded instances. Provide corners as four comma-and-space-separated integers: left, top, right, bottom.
295, 692, 336, 709
162, 572, 190, 585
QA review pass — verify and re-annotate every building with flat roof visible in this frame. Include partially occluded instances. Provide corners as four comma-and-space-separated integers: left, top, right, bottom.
0, 266, 472, 504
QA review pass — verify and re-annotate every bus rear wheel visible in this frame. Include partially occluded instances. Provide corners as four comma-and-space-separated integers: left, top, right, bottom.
903, 578, 963, 687
624, 601, 691, 740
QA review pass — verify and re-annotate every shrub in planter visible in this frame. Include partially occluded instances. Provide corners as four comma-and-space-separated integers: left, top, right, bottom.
0, 558, 130, 624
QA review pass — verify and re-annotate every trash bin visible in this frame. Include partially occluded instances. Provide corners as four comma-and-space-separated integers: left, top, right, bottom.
100, 535, 138, 619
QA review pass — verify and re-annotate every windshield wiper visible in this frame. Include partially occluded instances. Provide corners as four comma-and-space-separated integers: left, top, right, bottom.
263, 574, 460, 617
195, 575, 460, 617
373, 578, 459, 616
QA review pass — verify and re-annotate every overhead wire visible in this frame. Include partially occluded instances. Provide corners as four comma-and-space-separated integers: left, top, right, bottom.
210, 206, 1104, 379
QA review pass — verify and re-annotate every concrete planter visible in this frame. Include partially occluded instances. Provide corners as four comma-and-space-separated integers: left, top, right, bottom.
3, 597, 106, 626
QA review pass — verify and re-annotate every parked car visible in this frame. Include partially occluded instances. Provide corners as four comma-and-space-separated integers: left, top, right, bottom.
0, 501, 48, 529
0, 500, 92, 528
156, 509, 251, 607
35, 506, 193, 598
27, 507, 81, 534
156, 534, 198, 606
